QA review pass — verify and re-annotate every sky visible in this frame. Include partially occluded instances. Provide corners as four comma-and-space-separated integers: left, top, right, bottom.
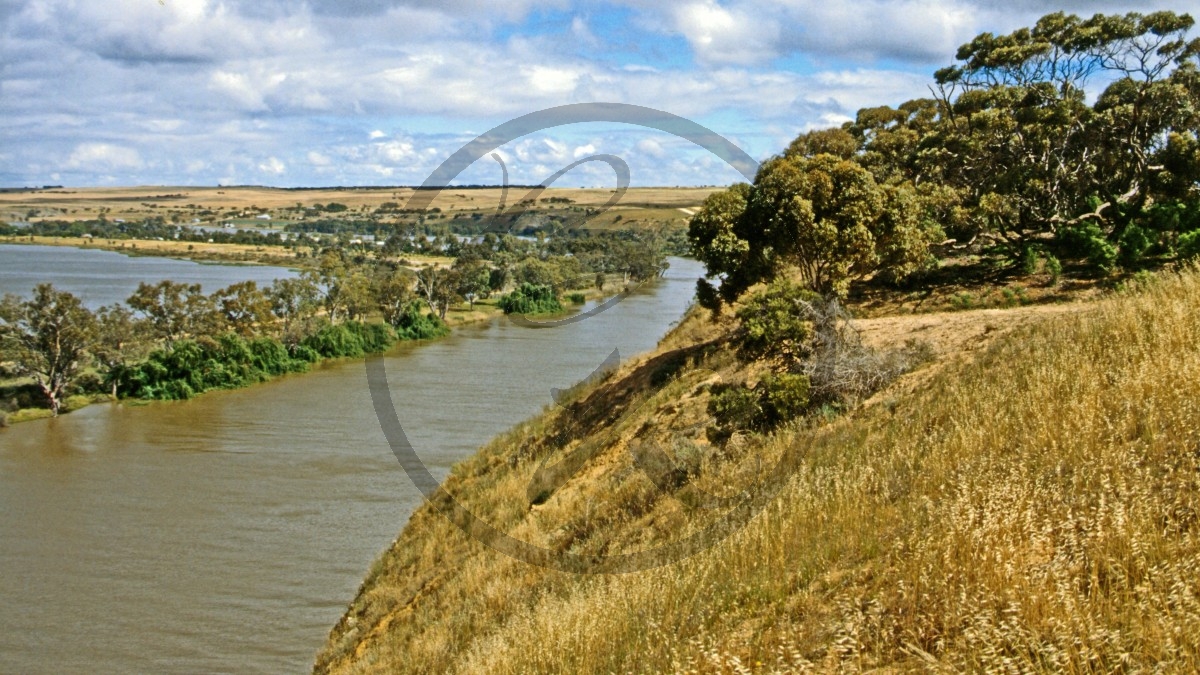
2, 0, 1199, 188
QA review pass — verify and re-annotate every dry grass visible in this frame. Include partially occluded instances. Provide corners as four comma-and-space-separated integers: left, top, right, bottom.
315, 268, 1200, 674
0, 185, 716, 226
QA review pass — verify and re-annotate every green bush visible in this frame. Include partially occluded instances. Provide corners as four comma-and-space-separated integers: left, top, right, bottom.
1062, 221, 1118, 271
498, 283, 563, 315
115, 333, 311, 400
1045, 254, 1063, 284
568, 292, 587, 304
734, 279, 818, 365
1178, 230, 1200, 260
301, 322, 365, 358
289, 343, 321, 363
1118, 224, 1152, 267
301, 321, 397, 359
707, 372, 812, 441
391, 300, 450, 341
1021, 246, 1040, 275
759, 372, 811, 425
707, 384, 764, 440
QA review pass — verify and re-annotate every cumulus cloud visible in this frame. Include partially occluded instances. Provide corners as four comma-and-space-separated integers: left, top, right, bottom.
670, 1, 780, 65
66, 143, 144, 171
5, 0, 1199, 186
258, 156, 286, 174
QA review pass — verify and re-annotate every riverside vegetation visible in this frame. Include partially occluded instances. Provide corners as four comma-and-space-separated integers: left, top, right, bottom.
315, 10, 1200, 673
0, 228, 669, 423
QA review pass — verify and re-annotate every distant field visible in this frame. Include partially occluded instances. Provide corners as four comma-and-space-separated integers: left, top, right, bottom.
0, 186, 719, 229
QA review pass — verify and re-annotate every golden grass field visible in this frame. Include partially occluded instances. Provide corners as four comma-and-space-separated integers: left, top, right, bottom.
314, 268, 1200, 673
0, 185, 716, 226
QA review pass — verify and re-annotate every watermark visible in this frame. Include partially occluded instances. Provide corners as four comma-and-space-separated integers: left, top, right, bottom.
368, 103, 789, 573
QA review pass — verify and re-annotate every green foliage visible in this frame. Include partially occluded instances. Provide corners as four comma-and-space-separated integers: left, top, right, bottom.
498, 283, 563, 315
0, 284, 97, 414
391, 301, 450, 341
1062, 221, 1119, 272
1118, 224, 1154, 268
1021, 246, 1040, 275
1178, 230, 1200, 260
127, 280, 216, 344
707, 372, 812, 441
1045, 254, 1063, 283
567, 292, 586, 304
300, 320, 397, 359
759, 372, 811, 424
707, 384, 764, 440
115, 333, 310, 400
734, 279, 818, 366
689, 155, 936, 301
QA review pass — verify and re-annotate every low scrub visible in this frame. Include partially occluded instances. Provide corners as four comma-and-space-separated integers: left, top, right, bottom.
389, 301, 450, 341
498, 283, 562, 315
301, 320, 397, 359
114, 333, 311, 400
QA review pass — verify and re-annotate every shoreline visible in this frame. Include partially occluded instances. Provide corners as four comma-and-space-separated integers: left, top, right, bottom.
0, 281, 652, 429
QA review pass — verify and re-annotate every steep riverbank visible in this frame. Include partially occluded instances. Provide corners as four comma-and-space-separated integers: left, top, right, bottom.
0, 258, 707, 675
315, 269, 1200, 673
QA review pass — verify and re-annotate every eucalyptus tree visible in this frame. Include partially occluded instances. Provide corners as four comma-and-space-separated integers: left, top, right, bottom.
0, 285, 96, 415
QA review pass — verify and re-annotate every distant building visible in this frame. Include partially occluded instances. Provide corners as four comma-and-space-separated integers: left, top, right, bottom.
256, 213, 271, 220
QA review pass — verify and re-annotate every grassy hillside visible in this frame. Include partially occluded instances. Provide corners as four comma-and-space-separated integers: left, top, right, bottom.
315, 269, 1200, 673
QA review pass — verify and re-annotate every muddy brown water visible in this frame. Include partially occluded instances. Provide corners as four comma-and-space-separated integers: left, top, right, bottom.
0, 251, 704, 674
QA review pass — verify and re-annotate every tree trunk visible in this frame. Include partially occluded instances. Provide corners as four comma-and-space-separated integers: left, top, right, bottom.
39, 382, 61, 417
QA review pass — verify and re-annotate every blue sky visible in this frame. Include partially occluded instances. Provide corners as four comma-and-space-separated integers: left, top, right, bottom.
2, 0, 1198, 188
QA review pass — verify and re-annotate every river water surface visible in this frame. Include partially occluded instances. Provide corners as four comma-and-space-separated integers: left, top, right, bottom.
0, 251, 704, 674
0, 244, 298, 307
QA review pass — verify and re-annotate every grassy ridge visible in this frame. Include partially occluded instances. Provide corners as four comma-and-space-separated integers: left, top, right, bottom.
316, 269, 1200, 673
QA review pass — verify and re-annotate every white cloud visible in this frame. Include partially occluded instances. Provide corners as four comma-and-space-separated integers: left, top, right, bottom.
523, 65, 581, 95
258, 156, 286, 174
66, 143, 144, 170
8, 0, 1199, 186
637, 138, 665, 158
209, 71, 269, 111
671, 1, 780, 65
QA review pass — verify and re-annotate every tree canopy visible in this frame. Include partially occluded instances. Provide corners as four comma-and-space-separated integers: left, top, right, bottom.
691, 10, 1200, 307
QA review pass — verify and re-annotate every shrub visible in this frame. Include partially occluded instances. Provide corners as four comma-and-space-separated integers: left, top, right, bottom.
499, 283, 562, 315
1045, 254, 1063, 284
568, 292, 586, 304
391, 300, 450, 341
1021, 245, 1039, 275
1062, 221, 1118, 271
302, 322, 366, 359
302, 321, 398, 358
289, 344, 321, 363
1178, 230, 1200, 260
734, 279, 819, 366
707, 384, 764, 440
759, 372, 811, 425
115, 333, 310, 400
708, 372, 813, 441
1118, 224, 1153, 267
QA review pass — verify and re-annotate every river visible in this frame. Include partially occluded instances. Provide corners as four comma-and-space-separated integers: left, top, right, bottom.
0, 253, 705, 674
0, 244, 298, 307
